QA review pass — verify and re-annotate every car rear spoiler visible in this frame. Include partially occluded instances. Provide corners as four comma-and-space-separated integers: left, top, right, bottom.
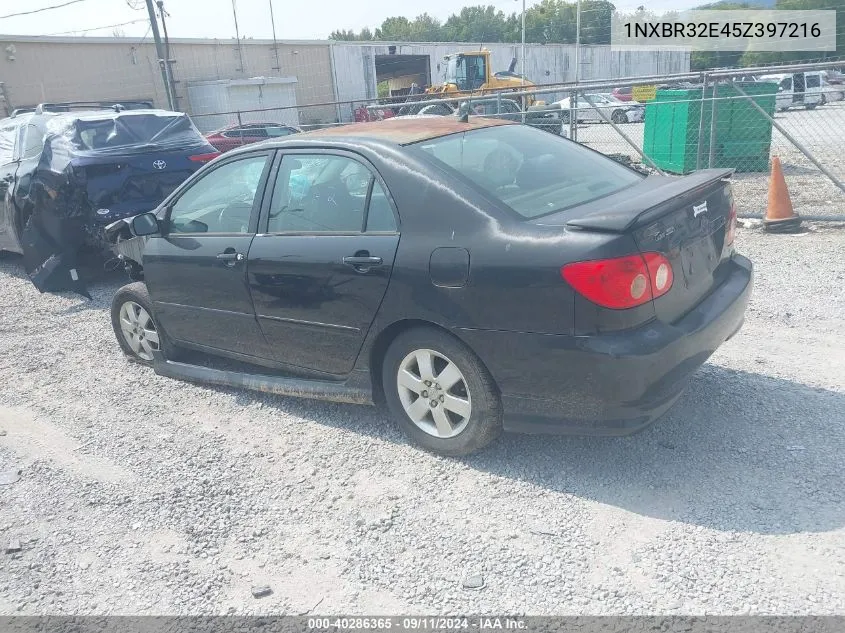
564, 168, 735, 233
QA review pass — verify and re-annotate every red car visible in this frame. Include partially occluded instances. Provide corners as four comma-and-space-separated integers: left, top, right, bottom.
205, 122, 300, 153
611, 86, 634, 102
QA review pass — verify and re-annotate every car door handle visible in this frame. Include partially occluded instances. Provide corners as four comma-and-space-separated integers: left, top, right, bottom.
216, 251, 245, 262
343, 255, 382, 266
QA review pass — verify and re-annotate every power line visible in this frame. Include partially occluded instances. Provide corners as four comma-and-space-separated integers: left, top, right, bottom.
46, 18, 146, 36
0, 0, 87, 20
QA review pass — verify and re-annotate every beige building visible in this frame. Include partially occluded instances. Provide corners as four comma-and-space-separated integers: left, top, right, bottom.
0, 35, 339, 126
0, 35, 690, 127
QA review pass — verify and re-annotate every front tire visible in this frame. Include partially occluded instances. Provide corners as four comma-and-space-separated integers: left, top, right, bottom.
382, 328, 502, 456
111, 282, 169, 365
611, 110, 627, 124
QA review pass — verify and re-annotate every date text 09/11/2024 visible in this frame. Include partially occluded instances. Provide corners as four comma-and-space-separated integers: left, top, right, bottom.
307, 618, 528, 630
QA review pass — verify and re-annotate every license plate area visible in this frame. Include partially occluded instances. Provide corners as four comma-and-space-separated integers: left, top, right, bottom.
680, 235, 720, 288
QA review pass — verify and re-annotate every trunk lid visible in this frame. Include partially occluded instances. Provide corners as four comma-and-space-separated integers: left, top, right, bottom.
535, 169, 735, 323
74, 149, 210, 224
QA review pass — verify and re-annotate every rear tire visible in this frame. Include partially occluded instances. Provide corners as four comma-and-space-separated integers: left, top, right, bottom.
111, 282, 174, 365
611, 110, 627, 124
381, 327, 502, 456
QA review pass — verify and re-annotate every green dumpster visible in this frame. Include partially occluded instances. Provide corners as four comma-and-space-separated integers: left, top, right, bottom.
642, 82, 778, 174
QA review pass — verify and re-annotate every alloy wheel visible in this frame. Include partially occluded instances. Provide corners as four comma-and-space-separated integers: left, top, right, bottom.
396, 348, 472, 439
118, 301, 160, 362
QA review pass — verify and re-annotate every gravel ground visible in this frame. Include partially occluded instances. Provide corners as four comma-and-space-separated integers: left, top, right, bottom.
0, 223, 844, 616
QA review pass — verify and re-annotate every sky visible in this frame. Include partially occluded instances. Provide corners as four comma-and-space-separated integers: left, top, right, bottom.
0, 0, 705, 41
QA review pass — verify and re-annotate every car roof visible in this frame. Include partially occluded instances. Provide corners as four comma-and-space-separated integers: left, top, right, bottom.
297, 116, 513, 145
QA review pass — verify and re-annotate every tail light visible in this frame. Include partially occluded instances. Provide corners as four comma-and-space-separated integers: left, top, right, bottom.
561, 252, 674, 310
726, 201, 737, 247
189, 152, 221, 163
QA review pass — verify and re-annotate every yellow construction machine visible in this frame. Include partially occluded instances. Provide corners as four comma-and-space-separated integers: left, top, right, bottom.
425, 50, 539, 106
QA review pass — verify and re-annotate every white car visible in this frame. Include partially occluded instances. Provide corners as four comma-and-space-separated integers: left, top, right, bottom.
820, 78, 844, 104
553, 94, 642, 124
759, 72, 823, 111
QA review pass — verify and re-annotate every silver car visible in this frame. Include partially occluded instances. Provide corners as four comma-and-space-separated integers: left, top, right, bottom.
553, 93, 643, 124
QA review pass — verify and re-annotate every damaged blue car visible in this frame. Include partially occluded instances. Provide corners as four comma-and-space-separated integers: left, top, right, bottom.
0, 103, 219, 296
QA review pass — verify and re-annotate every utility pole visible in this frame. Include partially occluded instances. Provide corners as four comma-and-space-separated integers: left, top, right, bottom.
571, 0, 582, 141
157, 1, 178, 111
520, 0, 526, 122
145, 0, 175, 110
574, 0, 582, 84
231, 0, 246, 73
269, 0, 281, 72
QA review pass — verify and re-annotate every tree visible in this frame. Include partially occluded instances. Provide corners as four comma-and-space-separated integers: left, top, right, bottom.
442, 6, 508, 43
375, 16, 413, 40
330, 1, 626, 47
408, 14, 444, 42
329, 29, 360, 41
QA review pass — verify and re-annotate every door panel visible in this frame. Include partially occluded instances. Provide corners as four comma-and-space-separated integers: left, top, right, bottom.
246, 152, 400, 375
144, 153, 272, 358
0, 161, 19, 252
146, 235, 268, 355
0, 120, 20, 252
248, 234, 399, 374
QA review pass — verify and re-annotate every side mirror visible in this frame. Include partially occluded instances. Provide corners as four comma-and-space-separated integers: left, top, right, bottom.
131, 212, 160, 236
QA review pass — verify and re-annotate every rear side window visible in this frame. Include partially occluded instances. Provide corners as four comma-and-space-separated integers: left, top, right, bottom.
414, 125, 642, 219
806, 74, 821, 88
22, 125, 43, 159
0, 122, 17, 164
266, 126, 295, 137
267, 155, 395, 233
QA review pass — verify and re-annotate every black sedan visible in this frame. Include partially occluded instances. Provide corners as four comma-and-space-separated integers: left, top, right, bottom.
108, 116, 752, 455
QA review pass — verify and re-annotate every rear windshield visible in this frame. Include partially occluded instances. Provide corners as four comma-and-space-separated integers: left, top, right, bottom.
50, 112, 206, 153
412, 124, 643, 219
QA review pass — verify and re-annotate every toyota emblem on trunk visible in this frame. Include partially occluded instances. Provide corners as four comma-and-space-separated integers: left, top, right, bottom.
693, 202, 708, 217
153, 160, 167, 170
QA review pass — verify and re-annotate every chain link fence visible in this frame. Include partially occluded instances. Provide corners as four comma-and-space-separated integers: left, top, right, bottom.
91, 56, 843, 221
338, 59, 845, 220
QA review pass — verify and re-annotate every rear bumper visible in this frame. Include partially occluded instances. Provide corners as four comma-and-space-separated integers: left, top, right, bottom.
456, 254, 753, 435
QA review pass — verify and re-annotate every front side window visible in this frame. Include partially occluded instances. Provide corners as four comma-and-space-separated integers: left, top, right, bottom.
469, 56, 486, 90
414, 125, 642, 219
267, 155, 393, 233
446, 56, 462, 88
167, 155, 268, 234
22, 125, 44, 159
266, 126, 295, 137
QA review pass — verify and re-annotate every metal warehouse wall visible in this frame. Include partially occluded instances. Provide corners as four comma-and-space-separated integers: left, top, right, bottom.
0, 36, 688, 125
330, 42, 691, 121
0, 36, 337, 124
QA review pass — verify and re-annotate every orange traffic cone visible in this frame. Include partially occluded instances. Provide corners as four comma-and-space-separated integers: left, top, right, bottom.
764, 156, 802, 233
